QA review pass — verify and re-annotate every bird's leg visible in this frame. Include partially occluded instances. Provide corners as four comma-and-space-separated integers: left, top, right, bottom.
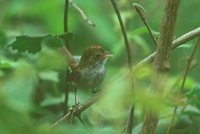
74, 86, 80, 108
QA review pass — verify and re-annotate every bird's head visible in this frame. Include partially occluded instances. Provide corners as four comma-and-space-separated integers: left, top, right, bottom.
79, 45, 112, 68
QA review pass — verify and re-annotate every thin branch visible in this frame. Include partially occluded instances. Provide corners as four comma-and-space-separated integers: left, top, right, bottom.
64, 0, 69, 33
179, 38, 200, 96
134, 27, 200, 69
63, 0, 70, 115
167, 106, 177, 134
64, 0, 70, 49
167, 37, 200, 134
69, 0, 95, 27
110, 0, 133, 71
51, 91, 103, 128
124, 106, 134, 134
133, 3, 157, 46
172, 27, 200, 49
110, 0, 135, 133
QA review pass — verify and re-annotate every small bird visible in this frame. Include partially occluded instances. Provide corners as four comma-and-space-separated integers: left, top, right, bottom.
68, 45, 112, 104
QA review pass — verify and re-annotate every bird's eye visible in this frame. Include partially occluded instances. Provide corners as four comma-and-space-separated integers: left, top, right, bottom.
95, 53, 101, 58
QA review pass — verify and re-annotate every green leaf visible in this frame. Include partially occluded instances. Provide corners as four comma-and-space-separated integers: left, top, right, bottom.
35, 47, 67, 71
58, 32, 74, 41
9, 32, 73, 53
174, 115, 193, 129
9, 35, 44, 53
42, 32, 74, 48
185, 87, 200, 99
185, 87, 200, 106
38, 71, 59, 82
130, 27, 148, 36
0, 31, 7, 48
132, 35, 150, 54
129, 28, 150, 54
0, 100, 33, 134
40, 95, 64, 107
0, 59, 14, 70
133, 123, 142, 134
183, 105, 200, 116
42, 35, 63, 48
0, 61, 38, 112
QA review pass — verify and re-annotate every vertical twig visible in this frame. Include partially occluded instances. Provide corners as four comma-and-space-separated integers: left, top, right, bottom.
167, 37, 200, 134
63, 0, 70, 115
64, 0, 69, 34
110, 0, 135, 133
124, 106, 134, 134
110, 0, 132, 71
64, 0, 70, 50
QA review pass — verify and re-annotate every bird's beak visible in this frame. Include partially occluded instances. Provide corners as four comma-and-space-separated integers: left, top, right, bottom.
104, 51, 113, 58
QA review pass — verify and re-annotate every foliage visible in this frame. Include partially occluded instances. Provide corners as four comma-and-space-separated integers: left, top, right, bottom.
0, 0, 200, 134
9, 33, 73, 53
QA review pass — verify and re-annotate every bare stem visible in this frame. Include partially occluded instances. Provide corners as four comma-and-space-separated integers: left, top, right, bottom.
110, 0, 133, 70
63, 0, 72, 52
110, 0, 135, 133
64, 0, 69, 42
133, 3, 157, 46
63, 0, 70, 115
69, 0, 95, 27
179, 38, 200, 96
172, 27, 200, 49
124, 106, 134, 134
142, 0, 180, 133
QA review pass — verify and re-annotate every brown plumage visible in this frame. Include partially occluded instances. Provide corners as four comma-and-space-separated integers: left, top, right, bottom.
69, 45, 112, 89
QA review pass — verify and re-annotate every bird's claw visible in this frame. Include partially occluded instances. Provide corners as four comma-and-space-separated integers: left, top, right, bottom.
72, 101, 80, 110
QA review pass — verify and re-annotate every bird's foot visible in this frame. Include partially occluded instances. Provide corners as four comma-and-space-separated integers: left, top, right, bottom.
72, 101, 80, 110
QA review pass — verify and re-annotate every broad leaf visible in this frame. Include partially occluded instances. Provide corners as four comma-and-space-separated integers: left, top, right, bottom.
9, 32, 73, 53
10, 35, 44, 53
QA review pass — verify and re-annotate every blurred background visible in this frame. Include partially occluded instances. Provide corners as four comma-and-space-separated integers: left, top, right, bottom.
0, 0, 200, 134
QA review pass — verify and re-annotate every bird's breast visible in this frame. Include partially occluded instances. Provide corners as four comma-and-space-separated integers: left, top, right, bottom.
76, 65, 106, 89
